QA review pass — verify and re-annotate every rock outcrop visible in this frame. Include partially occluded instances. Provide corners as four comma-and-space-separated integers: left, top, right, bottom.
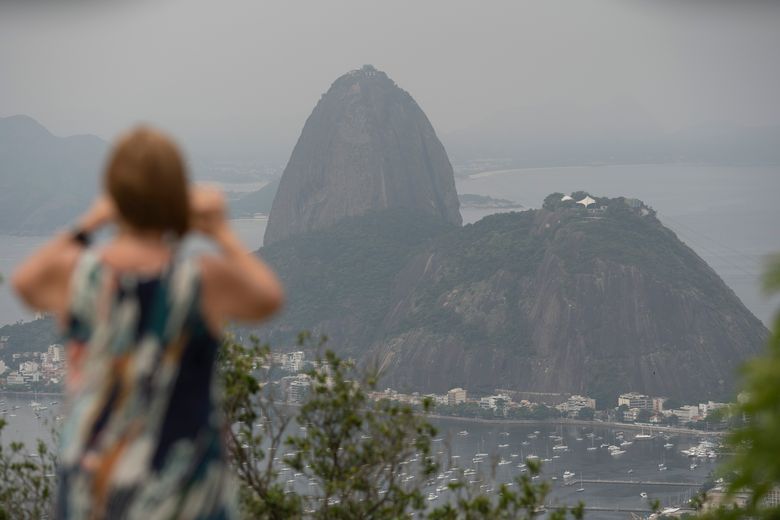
257, 195, 768, 404
264, 65, 461, 245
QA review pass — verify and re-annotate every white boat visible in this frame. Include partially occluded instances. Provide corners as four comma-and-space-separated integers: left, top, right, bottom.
498, 459, 511, 466
658, 463, 667, 471
498, 443, 509, 448
634, 428, 654, 441
427, 493, 438, 501
458, 430, 469, 436
563, 470, 575, 480
664, 442, 674, 449
552, 445, 568, 451
620, 440, 633, 447
610, 449, 627, 456
640, 492, 648, 499
690, 463, 698, 470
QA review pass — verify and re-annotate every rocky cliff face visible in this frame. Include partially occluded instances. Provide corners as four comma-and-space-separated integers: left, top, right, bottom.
264, 65, 461, 245
257, 195, 768, 404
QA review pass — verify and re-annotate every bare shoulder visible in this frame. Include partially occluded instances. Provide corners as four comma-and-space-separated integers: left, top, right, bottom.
198, 254, 231, 284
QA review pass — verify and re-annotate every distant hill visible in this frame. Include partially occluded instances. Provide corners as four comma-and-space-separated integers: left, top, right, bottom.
458, 193, 521, 209
2, 192, 767, 403
264, 65, 461, 245
0, 115, 107, 235
253, 194, 768, 404
229, 179, 279, 218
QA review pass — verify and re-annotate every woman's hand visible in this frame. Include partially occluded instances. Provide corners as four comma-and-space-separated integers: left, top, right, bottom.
190, 185, 228, 238
78, 195, 116, 233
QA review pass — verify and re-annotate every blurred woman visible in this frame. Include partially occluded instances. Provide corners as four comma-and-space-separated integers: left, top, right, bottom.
12, 127, 283, 519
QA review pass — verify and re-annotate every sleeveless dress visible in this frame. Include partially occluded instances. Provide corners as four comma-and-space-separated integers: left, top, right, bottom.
57, 250, 237, 519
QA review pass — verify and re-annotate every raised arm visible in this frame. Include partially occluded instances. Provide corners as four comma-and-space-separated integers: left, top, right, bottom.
195, 187, 284, 331
12, 197, 114, 315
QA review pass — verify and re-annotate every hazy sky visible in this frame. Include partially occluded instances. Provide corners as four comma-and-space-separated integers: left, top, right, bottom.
2, 0, 779, 163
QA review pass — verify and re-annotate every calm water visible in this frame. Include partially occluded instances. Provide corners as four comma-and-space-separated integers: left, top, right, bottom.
1, 395, 718, 518
426, 417, 715, 518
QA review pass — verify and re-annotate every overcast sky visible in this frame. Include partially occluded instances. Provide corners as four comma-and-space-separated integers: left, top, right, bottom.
2, 0, 779, 163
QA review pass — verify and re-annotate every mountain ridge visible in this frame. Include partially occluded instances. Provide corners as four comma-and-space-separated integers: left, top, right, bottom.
255, 194, 768, 404
0, 115, 107, 235
264, 65, 461, 244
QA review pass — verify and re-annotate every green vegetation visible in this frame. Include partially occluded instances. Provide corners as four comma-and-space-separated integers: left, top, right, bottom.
0, 317, 58, 357
694, 255, 780, 518
218, 333, 586, 519
257, 209, 457, 349
0, 420, 56, 519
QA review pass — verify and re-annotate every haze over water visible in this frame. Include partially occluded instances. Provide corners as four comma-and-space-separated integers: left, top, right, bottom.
457, 164, 780, 326
1, 164, 777, 327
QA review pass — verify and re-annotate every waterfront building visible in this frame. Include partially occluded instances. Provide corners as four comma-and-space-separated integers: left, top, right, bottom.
556, 394, 596, 416
426, 393, 448, 406
281, 373, 312, 404
48, 344, 63, 363
20, 361, 39, 375
618, 392, 653, 410
703, 486, 750, 512
622, 407, 641, 422
447, 387, 467, 405
652, 396, 667, 412
669, 405, 700, 422
479, 394, 510, 411
699, 401, 728, 418
288, 378, 311, 404
5, 372, 24, 385
764, 486, 780, 508
282, 351, 305, 373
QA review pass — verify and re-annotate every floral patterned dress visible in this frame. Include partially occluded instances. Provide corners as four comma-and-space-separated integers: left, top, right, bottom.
57, 250, 236, 519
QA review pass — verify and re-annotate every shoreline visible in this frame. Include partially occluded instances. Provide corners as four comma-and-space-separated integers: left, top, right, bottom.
0, 391, 726, 437
0, 390, 63, 398
425, 413, 725, 437
460, 161, 761, 180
